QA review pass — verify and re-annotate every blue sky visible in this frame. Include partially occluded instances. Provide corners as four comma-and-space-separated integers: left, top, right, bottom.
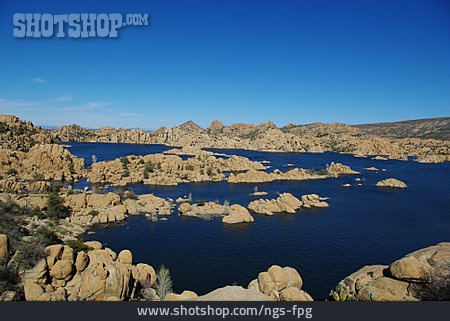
0, 0, 449, 129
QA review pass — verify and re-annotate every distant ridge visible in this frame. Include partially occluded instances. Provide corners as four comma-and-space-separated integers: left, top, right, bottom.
352, 117, 450, 140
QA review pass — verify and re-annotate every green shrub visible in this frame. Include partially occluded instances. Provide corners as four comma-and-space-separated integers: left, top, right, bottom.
196, 200, 206, 206
14, 242, 45, 269
144, 161, 155, 173
185, 164, 194, 171
120, 157, 129, 169
143, 168, 149, 179
46, 192, 70, 219
32, 226, 60, 246
6, 169, 17, 176
66, 240, 93, 253
68, 162, 75, 174
206, 168, 213, 176
0, 263, 21, 296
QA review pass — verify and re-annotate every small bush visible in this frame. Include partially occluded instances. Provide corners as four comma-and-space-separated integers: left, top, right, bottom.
120, 157, 129, 169
143, 169, 149, 179
14, 242, 45, 269
122, 169, 129, 177
185, 164, 194, 171
155, 265, 173, 300
144, 161, 155, 173
0, 263, 21, 295
66, 240, 93, 253
206, 168, 213, 176
33, 226, 61, 246
32, 172, 45, 181
46, 192, 70, 219
196, 200, 206, 206
6, 169, 17, 176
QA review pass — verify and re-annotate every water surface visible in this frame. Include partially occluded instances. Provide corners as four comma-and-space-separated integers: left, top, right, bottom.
67, 142, 450, 299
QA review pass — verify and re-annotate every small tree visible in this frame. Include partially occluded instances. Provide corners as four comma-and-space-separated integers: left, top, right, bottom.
155, 265, 173, 300
46, 192, 70, 219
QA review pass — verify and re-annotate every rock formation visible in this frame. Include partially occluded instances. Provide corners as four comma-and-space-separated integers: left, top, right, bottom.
330, 242, 450, 301
23, 243, 156, 301
248, 193, 328, 215
0, 144, 85, 188
87, 153, 265, 186
375, 178, 407, 188
49, 116, 450, 163
178, 202, 254, 224
0, 114, 56, 151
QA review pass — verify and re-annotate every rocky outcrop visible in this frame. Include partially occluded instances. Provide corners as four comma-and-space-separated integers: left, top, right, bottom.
222, 204, 254, 224
0, 114, 56, 151
87, 153, 265, 186
51, 116, 450, 163
178, 202, 229, 218
375, 178, 407, 188
253, 265, 313, 301
326, 162, 360, 176
248, 193, 328, 215
179, 202, 254, 224
23, 243, 156, 301
64, 191, 172, 226
228, 168, 328, 184
197, 286, 272, 301
0, 144, 85, 186
165, 290, 199, 301
330, 242, 450, 301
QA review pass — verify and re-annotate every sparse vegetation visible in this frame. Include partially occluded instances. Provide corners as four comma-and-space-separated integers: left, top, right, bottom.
46, 192, 70, 219
66, 240, 93, 253
155, 265, 173, 300
6, 168, 17, 176
32, 172, 44, 181
196, 200, 206, 206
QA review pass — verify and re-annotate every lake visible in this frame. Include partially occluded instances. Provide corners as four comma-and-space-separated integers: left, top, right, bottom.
66, 142, 450, 300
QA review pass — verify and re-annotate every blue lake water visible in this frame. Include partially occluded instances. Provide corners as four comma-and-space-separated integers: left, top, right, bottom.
66, 142, 450, 300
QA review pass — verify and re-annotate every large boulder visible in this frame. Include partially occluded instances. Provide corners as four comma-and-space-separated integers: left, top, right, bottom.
117, 249, 133, 264
375, 178, 407, 188
197, 286, 272, 301
222, 204, 254, 224
165, 290, 198, 301
330, 242, 450, 301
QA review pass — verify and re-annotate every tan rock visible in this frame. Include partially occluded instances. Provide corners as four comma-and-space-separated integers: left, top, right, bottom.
222, 204, 254, 224
375, 178, 407, 188
280, 287, 313, 301
84, 241, 102, 250
50, 259, 73, 280
197, 286, 272, 301
75, 251, 89, 272
117, 249, 133, 264
258, 271, 276, 295
165, 290, 198, 301
268, 265, 289, 291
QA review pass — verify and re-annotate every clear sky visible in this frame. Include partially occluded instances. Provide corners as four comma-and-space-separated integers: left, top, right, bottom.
0, 0, 449, 129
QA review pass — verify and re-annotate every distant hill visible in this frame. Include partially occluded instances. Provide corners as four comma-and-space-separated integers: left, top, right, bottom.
352, 117, 450, 140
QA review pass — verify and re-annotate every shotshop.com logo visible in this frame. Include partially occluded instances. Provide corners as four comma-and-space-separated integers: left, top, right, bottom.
13, 13, 149, 38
